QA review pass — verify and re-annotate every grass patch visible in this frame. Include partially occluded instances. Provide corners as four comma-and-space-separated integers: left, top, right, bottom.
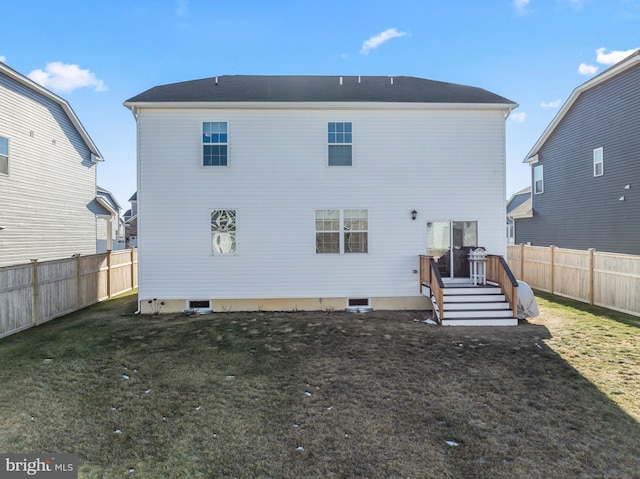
529, 291, 640, 421
0, 291, 639, 478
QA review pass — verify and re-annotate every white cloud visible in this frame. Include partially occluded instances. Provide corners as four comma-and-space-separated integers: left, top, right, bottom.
27, 62, 107, 94
595, 47, 639, 65
578, 63, 598, 75
510, 112, 527, 123
360, 28, 407, 55
540, 99, 562, 109
514, 0, 530, 13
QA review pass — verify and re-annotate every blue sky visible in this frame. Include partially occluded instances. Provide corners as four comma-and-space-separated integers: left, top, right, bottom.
1, 0, 638, 209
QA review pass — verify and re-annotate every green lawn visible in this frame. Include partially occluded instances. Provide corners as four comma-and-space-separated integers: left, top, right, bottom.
0, 291, 638, 478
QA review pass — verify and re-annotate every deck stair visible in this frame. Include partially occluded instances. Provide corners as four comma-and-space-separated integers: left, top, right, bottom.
424, 283, 518, 326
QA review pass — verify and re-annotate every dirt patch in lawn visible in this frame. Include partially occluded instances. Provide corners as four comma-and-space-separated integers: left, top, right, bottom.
0, 292, 639, 478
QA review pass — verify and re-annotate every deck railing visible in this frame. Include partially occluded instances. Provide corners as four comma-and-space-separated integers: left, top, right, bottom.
419, 255, 445, 322
487, 254, 519, 318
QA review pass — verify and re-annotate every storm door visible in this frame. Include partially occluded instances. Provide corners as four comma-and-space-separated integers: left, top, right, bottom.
426, 221, 478, 280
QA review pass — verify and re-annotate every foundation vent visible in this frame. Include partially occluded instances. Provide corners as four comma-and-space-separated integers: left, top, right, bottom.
347, 298, 372, 313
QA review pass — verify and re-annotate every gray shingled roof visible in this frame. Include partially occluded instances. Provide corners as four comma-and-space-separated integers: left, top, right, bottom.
125, 75, 515, 105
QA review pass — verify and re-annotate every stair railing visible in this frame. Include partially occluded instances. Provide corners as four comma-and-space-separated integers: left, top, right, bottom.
486, 255, 518, 318
419, 255, 445, 322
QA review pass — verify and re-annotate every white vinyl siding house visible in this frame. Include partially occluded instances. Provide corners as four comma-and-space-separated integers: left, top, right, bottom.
0, 62, 103, 267
125, 75, 516, 313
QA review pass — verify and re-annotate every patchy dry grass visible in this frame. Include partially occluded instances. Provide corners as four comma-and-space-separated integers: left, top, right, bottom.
529, 291, 640, 422
0, 291, 639, 478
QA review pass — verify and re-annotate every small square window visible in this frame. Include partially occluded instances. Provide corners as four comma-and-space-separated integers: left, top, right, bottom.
593, 147, 604, 177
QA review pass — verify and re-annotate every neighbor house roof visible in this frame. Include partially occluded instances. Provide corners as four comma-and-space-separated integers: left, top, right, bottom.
97, 186, 121, 211
507, 186, 533, 219
525, 49, 640, 163
0, 61, 104, 162
508, 197, 533, 219
507, 186, 532, 214
124, 75, 516, 107
95, 186, 121, 218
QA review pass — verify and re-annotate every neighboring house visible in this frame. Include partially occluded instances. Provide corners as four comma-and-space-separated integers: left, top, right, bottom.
518, 50, 640, 255
123, 191, 138, 248
0, 61, 103, 267
124, 75, 517, 314
95, 186, 125, 253
506, 186, 532, 244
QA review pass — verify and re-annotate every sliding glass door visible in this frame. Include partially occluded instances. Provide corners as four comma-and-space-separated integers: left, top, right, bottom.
427, 221, 478, 279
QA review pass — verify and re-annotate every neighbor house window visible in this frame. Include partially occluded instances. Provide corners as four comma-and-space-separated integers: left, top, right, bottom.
203, 122, 228, 166
211, 209, 236, 254
534, 165, 544, 194
328, 122, 352, 166
316, 209, 368, 254
593, 147, 604, 177
0, 135, 8, 175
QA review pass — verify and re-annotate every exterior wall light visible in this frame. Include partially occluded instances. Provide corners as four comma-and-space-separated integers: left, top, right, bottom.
411, 209, 418, 220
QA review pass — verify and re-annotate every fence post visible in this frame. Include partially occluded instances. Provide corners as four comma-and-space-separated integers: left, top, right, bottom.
30, 259, 40, 326
74, 254, 82, 310
107, 250, 113, 299
550, 245, 556, 295
589, 248, 595, 305
519, 243, 525, 279
130, 249, 135, 291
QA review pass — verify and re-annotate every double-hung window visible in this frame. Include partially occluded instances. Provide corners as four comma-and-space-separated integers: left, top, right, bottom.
533, 165, 544, 194
316, 209, 368, 254
328, 122, 352, 166
211, 209, 236, 254
593, 147, 604, 177
0, 135, 8, 175
203, 122, 228, 166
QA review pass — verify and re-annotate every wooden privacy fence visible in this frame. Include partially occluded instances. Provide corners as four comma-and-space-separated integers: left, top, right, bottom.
0, 249, 138, 339
507, 244, 640, 317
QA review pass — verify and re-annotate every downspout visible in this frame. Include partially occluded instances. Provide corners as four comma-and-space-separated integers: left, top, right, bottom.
507, 217, 515, 244
123, 102, 141, 315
